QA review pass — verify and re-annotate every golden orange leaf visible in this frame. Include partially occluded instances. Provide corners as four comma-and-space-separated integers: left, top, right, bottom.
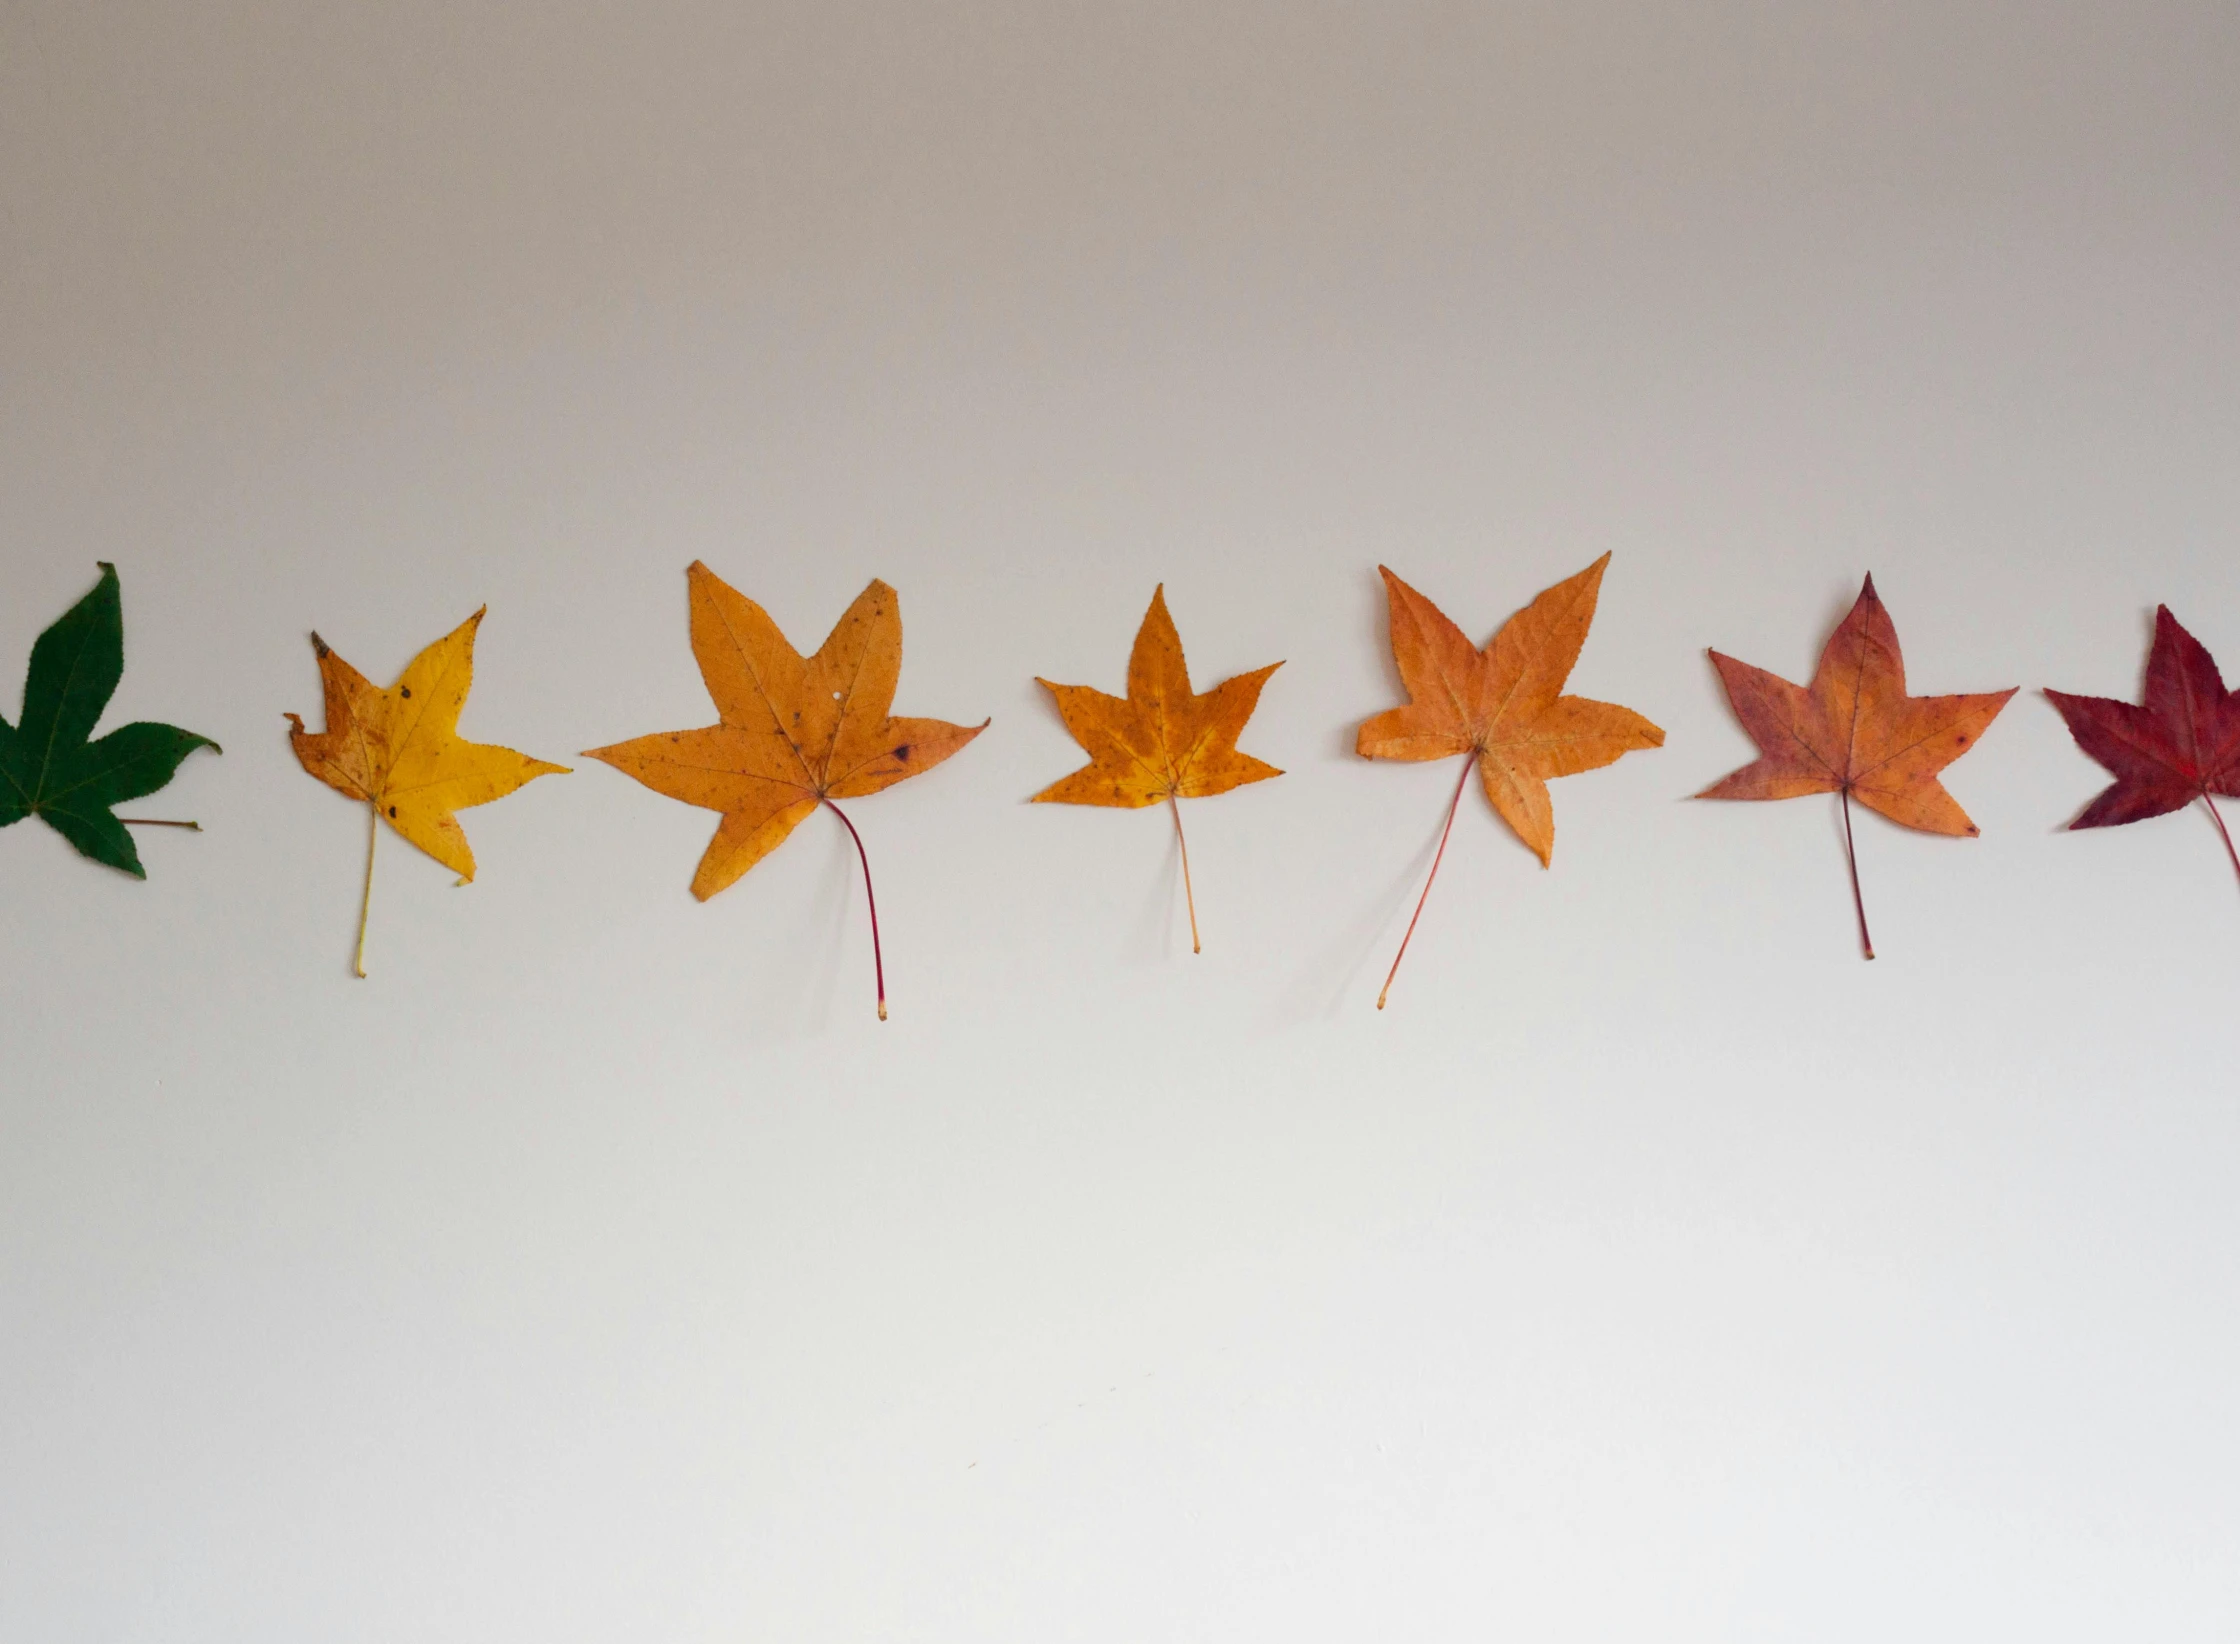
1033, 584, 1283, 950
286, 608, 568, 975
585, 562, 986, 1018
1357, 554, 1662, 1006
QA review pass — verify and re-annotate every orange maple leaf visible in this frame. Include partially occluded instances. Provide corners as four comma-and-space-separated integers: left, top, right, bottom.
287, 608, 568, 977
1358, 554, 1662, 1006
1698, 573, 2016, 959
1033, 584, 1283, 952
585, 562, 986, 1019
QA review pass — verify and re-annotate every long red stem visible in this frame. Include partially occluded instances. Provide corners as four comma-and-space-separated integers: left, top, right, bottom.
823, 798, 887, 1021
1378, 753, 1477, 1010
1841, 786, 1875, 961
1167, 792, 1201, 954
2203, 795, 2240, 895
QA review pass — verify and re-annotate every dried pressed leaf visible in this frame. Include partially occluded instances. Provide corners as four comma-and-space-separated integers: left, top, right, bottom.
2046, 605, 2240, 892
585, 562, 986, 1018
1698, 574, 2014, 958
1357, 554, 1662, 1005
287, 608, 566, 974
1033, 584, 1282, 950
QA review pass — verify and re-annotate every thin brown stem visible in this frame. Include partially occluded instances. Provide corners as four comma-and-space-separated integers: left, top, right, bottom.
823, 798, 887, 1021
2203, 794, 2240, 895
1841, 786, 1874, 961
120, 817, 200, 830
1378, 752, 1478, 1010
1167, 792, 1201, 954
354, 802, 377, 980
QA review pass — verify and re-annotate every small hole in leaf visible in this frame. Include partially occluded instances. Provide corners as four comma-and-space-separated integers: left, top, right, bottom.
833, 690, 842, 700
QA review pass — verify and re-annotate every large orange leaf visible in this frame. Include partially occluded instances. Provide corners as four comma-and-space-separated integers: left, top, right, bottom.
1698, 574, 2015, 958
1357, 554, 1662, 1006
287, 608, 568, 976
586, 561, 985, 1018
1032, 584, 1282, 951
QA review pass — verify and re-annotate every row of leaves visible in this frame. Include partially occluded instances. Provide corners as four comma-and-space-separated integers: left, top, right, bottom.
7, 559, 2234, 1012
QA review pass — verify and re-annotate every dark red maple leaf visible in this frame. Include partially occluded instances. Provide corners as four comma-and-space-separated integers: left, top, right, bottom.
2045, 606, 2240, 887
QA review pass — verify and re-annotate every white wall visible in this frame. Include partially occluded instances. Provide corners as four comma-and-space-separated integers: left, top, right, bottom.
4, 3, 2237, 1638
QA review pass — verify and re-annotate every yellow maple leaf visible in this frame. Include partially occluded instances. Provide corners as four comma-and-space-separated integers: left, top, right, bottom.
287, 608, 567, 976
1033, 584, 1282, 951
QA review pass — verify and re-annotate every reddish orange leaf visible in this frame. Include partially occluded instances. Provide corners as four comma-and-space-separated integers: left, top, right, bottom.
1699, 574, 2015, 958
1357, 554, 1663, 1007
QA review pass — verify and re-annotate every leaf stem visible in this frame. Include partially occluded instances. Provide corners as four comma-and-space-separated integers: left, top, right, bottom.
1841, 786, 1874, 961
1167, 792, 1201, 954
354, 802, 377, 979
120, 818, 201, 830
1378, 752, 1477, 1010
2203, 794, 2240, 896
823, 798, 887, 1021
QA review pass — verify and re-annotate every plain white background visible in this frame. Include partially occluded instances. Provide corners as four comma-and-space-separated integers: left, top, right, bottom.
3, 3, 2237, 1638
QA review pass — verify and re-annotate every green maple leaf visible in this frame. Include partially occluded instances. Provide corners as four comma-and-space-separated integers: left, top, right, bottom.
0, 563, 219, 877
